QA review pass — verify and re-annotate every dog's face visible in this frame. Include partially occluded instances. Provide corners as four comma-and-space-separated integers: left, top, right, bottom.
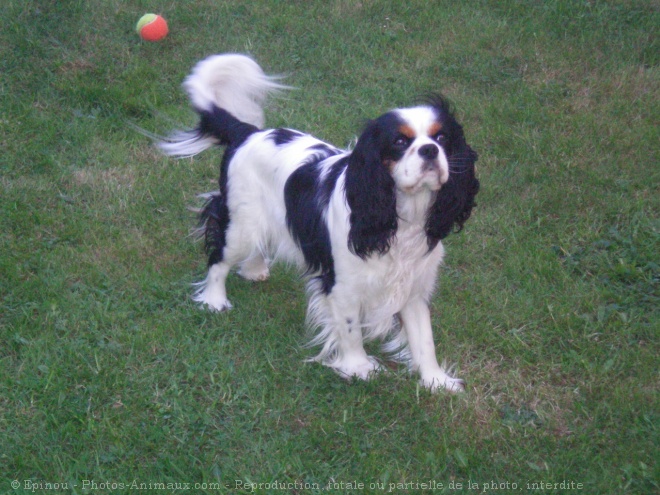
346, 95, 478, 258
382, 106, 451, 195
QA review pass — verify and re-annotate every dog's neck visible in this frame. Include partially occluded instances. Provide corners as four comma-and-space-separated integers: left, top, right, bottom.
396, 187, 436, 228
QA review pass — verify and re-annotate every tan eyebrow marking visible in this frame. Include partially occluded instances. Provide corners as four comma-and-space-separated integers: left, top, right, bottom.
428, 122, 443, 136
398, 125, 416, 139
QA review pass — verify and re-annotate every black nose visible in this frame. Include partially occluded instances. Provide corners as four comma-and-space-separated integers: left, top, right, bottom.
418, 144, 439, 160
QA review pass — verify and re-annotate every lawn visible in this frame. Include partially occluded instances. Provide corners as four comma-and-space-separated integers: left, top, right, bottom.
1, 1, 658, 494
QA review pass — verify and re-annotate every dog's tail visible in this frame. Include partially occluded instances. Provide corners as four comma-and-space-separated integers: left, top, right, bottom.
159, 53, 287, 157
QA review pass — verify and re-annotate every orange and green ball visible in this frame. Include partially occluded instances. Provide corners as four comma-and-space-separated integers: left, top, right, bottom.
136, 14, 168, 42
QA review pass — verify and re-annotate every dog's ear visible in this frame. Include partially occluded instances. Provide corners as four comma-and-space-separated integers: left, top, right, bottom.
425, 138, 479, 250
345, 120, 398, 259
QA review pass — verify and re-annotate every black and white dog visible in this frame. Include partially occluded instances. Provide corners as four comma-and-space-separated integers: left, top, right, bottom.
160, 54, 479, 392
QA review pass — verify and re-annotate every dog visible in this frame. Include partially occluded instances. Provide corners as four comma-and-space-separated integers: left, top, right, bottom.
159, 54, 479, 392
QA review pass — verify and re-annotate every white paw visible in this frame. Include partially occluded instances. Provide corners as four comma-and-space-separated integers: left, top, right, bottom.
332, 356, 383, 381
192, 291, 232, 312
237, 266, 270, 282
238, 255, 270, 281
420, 370, 466, 393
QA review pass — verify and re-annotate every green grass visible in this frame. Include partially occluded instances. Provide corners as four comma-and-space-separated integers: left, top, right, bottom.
1, 0, 658, 494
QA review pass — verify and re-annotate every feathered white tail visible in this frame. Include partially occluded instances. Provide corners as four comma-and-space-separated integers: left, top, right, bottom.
184, 53, 287, 127
159, 53, 288, 157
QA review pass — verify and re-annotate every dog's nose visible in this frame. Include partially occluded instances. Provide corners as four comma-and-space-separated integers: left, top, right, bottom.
418, 144, 439, 160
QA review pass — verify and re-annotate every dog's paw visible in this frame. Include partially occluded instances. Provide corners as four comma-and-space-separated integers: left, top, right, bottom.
204, 299, 233, 312
192, 292, 233, 312
238, 256, 270, 282
237, 266, 270, 282
419, 370, 465, 393
332, 356, 383, 381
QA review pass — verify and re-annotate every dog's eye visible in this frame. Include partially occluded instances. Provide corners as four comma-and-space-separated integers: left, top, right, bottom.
393, 135, 411, 147
433, 132, 447, 143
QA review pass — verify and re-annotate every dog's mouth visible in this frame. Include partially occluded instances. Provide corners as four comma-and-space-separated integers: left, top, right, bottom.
400, 165, 447, 194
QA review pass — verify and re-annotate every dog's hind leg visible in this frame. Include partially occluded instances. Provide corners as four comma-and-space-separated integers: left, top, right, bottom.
193, 192, 235, 312
194, 206, 269, 311
193, 262, 233, 312
237, 250, 270, 281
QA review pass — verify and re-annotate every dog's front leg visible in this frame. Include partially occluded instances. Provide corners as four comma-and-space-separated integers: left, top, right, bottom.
325, 300, 382, 381
399, 297, 465, 393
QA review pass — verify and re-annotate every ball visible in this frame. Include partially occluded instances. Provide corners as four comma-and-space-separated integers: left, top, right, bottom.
136, 14, 168, 41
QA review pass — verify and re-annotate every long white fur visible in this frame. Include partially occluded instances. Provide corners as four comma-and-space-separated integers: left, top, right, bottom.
159, 54, 288, 158
184, 53, 288, 126
161, 54, 464, 393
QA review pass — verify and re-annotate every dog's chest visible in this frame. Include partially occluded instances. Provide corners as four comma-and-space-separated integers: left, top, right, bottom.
354, 227, 444, 316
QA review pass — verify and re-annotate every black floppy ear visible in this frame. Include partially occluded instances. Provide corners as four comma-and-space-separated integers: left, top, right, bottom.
425, 140, 479, 250
345, 120, 398, 259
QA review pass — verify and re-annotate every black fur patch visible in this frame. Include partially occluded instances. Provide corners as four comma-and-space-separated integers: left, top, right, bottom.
423, 95, 479, 249
345, 112, 401, 258
284, 154, 345, 294
269, 128, 304, 146
318, 156, 348, 208
199, 106, 259, 146
198, 192, 229, 267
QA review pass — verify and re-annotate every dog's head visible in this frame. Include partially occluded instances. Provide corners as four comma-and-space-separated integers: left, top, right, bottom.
345, 95, 479, 257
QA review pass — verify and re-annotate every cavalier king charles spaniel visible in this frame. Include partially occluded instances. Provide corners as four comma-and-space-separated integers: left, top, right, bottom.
159, 54, 479, 392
